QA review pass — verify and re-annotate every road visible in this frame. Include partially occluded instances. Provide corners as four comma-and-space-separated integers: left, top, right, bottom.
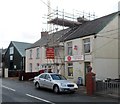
1, 78, 119, 104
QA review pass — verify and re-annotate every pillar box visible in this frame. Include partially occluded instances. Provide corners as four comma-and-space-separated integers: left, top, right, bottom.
86, 66, 96, 95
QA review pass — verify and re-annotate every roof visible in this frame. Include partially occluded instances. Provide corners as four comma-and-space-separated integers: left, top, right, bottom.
64, 11, 119, 41
11, 41, 31, 56
27, 28, 71, 49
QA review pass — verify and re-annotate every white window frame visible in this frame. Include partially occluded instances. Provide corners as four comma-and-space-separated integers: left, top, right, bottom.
9, 47, 14, 54
29, 49, 32, 59
10, 55, 13, 60
83, 38, 90, 53
67, 42, 72, 56
36, 48, 40, 59
29, 63, 32, 72
67, 62, 73, 76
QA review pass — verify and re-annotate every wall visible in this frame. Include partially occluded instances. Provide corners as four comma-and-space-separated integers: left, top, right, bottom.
26, 47, 41, 72
64, 36, 94, 84
93, 14, 119, 80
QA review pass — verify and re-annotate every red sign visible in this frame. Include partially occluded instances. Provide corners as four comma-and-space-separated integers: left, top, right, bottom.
46, 48, 54, 59
67, 56, 71, 61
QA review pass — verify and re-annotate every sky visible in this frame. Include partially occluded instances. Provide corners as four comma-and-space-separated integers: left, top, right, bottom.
0, 0, 119, 48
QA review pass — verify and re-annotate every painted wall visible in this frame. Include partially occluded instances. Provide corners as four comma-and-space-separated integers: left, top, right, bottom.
26, 47, 41, 72
26, 44, 65, 74
93, 14, 119, 80
64, 36, 94, 84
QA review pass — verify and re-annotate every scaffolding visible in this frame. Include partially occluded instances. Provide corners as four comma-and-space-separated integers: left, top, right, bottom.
42, 9, 96, 74
42, 9, 96, 33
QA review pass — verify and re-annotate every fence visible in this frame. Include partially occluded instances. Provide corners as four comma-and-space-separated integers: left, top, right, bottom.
95, 80, 120, 97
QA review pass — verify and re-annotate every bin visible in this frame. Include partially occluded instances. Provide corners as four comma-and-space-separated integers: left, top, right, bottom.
77, 77, 83, 86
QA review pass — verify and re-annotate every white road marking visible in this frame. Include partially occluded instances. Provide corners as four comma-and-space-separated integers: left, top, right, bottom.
26, 93, 55, 104
2, 85, 16, 92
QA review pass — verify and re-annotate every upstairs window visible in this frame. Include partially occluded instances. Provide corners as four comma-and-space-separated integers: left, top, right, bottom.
9, 47, 14, 54
29, 49, 32, 59
36, 48, 40, 59
83, 38, 90, 53
67, 42, 72, 56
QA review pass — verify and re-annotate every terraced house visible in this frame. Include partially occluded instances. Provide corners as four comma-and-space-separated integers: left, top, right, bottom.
64, 11, 119, 84
25, 11, 119, 84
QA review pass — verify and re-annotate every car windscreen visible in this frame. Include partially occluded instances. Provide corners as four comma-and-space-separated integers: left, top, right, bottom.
51, 74, 66, 80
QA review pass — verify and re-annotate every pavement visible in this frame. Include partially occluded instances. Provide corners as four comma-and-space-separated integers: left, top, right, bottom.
77, 85, 119, 100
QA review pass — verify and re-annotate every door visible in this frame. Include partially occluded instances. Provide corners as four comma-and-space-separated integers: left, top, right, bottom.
84, 62, 90, 85
10, 62, 14, 70
44, 74, 53, 89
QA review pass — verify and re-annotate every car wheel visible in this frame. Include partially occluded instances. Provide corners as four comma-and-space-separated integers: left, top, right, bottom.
35, 82, 40, 89
53, 85, 59, 94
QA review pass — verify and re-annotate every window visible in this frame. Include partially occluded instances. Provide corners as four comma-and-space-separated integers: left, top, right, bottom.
83, 38, 90, 53
45, 74, 51, 80
36, 48, 40, 59
36, 63, 39, 70
9, 47, 14, 54
29, 63, 32, 72
39, 74, 46, 79
67, 63, 73, 76
51, 74, 66, 80
29, 50, 32, 59
10, 55, 13, 60
67, 42, 72, 56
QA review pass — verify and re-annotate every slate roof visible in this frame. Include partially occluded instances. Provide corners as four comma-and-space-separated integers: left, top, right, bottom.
28, 28, 71, 49
11, 41, 31, 56
64, 11, 119, 41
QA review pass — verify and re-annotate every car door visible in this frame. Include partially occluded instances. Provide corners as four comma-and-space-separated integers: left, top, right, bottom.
44, 74, 53, 89
39, 74, 46, 87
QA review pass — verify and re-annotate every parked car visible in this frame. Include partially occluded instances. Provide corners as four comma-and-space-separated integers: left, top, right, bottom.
33, 73, 78, 93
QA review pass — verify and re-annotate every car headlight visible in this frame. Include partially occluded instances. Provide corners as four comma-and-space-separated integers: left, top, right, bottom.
61, 83, 67, 87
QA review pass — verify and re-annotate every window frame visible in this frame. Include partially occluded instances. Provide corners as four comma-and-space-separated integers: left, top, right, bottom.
9, 47, 14, 54
67, 42, 73, 56
29, 63, 32, 72
83, 38, 90, 54
36, 48, 40, 59
67, 62, 73, 76
29, 49, 32, 59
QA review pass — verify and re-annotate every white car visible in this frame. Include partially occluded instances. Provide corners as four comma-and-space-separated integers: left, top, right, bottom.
33, 73, 78, 93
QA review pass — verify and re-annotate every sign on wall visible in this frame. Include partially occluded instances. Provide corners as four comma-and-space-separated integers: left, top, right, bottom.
65, 55, 84, 62
46, 48, 54, 59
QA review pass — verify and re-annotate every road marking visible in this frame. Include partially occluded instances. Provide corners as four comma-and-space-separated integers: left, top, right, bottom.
26, 93, 55, 104
2, 85, 16, 92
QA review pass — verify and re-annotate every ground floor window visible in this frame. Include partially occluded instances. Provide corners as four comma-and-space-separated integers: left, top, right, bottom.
29, 63, 32, 72
36, 63, 39, 71
67, 63, 73, 76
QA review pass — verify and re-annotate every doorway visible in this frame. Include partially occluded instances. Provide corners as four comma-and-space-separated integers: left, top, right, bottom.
84, 62, 90, 85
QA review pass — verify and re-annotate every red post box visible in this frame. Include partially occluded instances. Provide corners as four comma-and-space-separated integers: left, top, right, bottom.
86, 66, 96, 95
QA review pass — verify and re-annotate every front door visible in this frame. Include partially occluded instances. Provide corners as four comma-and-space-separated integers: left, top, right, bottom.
84, 62, 90, 85
10, 62, 14, 70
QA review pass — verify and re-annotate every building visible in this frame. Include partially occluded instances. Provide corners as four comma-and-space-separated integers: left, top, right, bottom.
64, 11, 119, 84
4, 41, 31, 77
25, 28, 71, 75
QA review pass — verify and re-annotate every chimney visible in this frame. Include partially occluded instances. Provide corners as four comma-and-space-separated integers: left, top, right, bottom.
77, 16, 89, 23
41, 31, 48, 38
118, 1, 120, 11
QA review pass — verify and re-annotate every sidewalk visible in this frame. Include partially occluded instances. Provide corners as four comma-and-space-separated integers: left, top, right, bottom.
77, 86, 119, 99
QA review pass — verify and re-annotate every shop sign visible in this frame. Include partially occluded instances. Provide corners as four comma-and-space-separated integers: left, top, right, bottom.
46, 48, 54, 59
65, 55, 84, 61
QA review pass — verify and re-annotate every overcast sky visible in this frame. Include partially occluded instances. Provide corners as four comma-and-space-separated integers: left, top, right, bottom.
0, 0, 119, 48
